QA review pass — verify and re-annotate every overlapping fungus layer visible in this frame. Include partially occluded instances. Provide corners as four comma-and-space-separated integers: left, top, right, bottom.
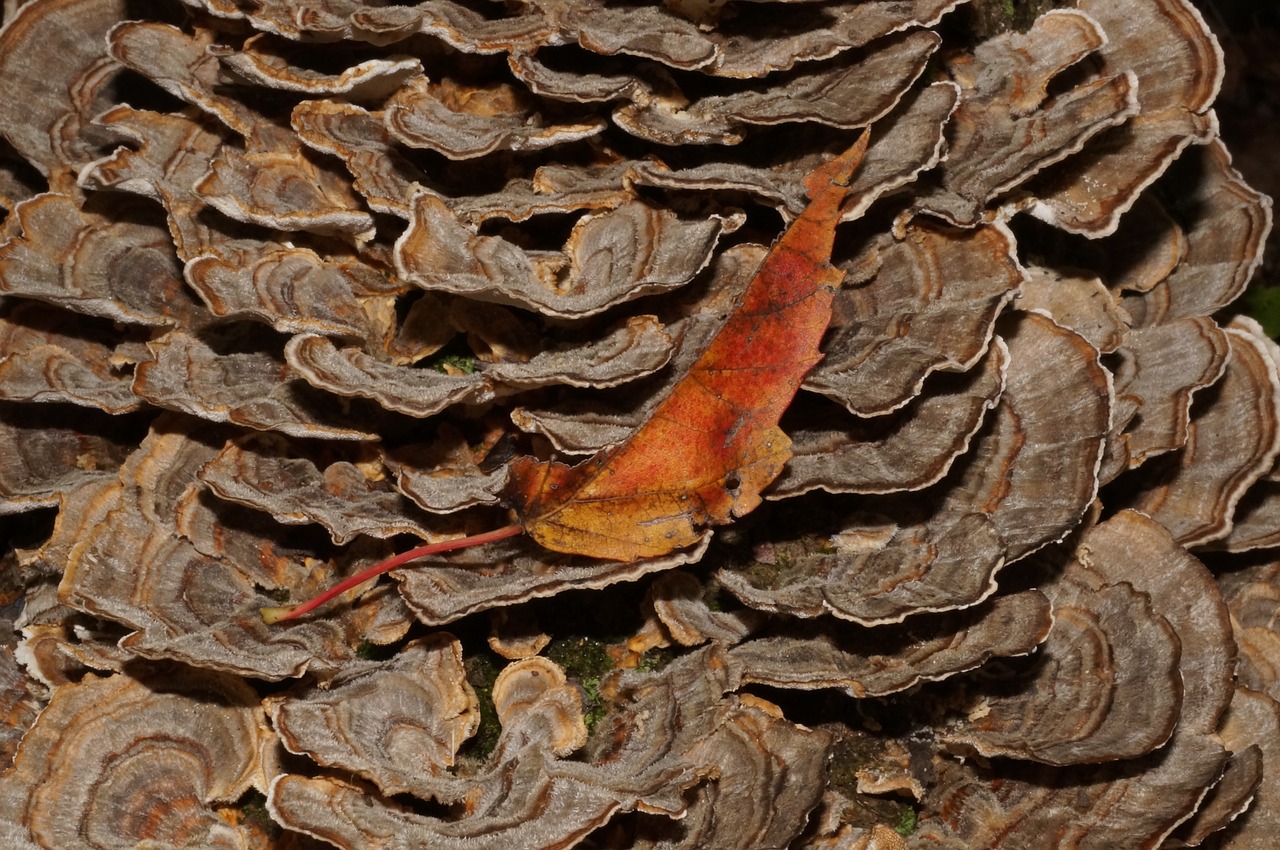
0, 0, 1277, 848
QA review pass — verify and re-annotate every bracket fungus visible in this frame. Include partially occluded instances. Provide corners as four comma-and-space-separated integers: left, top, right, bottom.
1, 0, 1279, 847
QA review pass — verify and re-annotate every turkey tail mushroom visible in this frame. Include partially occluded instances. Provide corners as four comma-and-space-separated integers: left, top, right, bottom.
0, 0, 1276, 847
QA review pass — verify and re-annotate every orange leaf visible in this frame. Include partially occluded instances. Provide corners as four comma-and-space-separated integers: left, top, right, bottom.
507, 134, 870, 561
261, 136, 869, 624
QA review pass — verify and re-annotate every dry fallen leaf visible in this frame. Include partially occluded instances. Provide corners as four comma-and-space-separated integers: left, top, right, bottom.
264, 135, 868, 620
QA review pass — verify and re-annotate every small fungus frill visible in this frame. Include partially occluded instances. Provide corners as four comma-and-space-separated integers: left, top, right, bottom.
1, 0, 1278, 847
0, 669, 271, 850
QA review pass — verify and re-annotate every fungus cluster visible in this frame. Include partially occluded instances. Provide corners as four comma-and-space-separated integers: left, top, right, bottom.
0, 0, 1277, 847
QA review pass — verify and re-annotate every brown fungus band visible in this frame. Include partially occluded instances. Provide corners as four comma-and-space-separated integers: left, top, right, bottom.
1, 0, 1278, 848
